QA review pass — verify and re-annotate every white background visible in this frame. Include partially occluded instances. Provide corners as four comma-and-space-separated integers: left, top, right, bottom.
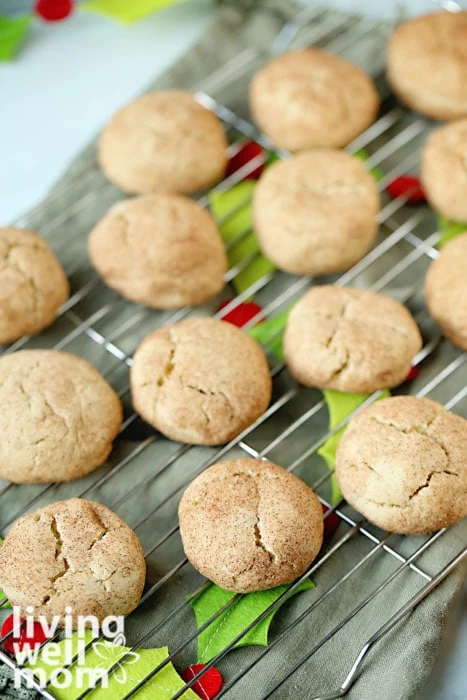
0, 1, 465, 698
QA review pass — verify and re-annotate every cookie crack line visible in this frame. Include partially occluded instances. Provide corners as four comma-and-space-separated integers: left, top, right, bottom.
185, 383, 236, 421
363, 469, 460, 509
369, 414, 451, 462
42, 517, 70, 605
250, 474, 278, 564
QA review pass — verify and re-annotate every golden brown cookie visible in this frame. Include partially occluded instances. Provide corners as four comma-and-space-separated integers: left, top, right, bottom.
88, 193, 227, 308
0, 499, 146, 625
0, 350, 123, 484
249, 48, 379, 150
284, 286, 422, 393
131, 318, 272, 445
98, 90, 228, 194
387, 11, 467, 120
179, 458, 324, 592
0, 226, 69, 345
335, 396, 467, 534
421, 119, 467, 222
252, 151, 380, 276
425, 233, 467, 351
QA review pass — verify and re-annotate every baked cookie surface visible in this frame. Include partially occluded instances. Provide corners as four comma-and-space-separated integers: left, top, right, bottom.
98, 90, 228, 194
0, 498, 146, 625
387, 11, 467, 120
421, 119, 467, 222
0, 227, 69, 345
179, 458, 324, 592
335, 396, 467, 534
284, 286, 422, 393
131, 318, 272, 445
0, 350, 123, 484
249, 48, 379, 150
252, 151, 380, 276
89, 193, 227, 308
425, 233, 467, 351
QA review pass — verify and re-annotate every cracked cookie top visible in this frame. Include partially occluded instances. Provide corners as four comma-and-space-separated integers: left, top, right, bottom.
0, 227, 69, 345
249, 48, 379, 151
179, 458, 323, 592
88, 193, 227, 309
335, 396, 467, 534
387, 10, 467, 120
0, 350, 123, 484
284, 285, 422, 393
252, 150, 380, 276
425, 233, 467, 352
130, 317, 272, 446
0, 498, 146, 625
98, 90, 228, 195
421, 119, 467, 222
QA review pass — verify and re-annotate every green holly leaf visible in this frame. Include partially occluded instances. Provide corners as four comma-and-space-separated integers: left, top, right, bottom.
247, 307, 290, 361
0, 14, 32, 62
191, 579, 314, 663
317, 389, 391, 504
27, 629, 197, 699
209, 181, 275, 295
353, 148, 384, 182
437, 215, 467, 248
82, 0, 187, 24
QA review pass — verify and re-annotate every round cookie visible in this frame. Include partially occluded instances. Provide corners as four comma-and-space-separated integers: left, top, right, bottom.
0, 227, 69, 345
131, 318, 272, 445
98, 90, 228, 194
421, 119, 467, 222
179, 458, 324, 592
0, 498, 146, 625
335, 396, 467, 534
0, 350, 123, 484
89, 194, 227, 308
284, 286, 422, 393
252, 151, 380, 276
425, 233, 467, 351
387, 11, 467, 120
249, 48, 379, 150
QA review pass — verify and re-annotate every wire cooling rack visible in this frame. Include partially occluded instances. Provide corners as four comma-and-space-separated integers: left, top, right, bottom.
1, 4, 466, 699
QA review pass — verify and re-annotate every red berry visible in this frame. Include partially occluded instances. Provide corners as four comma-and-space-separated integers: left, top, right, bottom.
405, 365, 420, 382
386, 176, 425, 204
322, 504, 340, 538
218, 300, 264, 328
35, 0, 74, 22
181, 664, 223, 700
1, 614, 48, 654
226, 141, 265, 180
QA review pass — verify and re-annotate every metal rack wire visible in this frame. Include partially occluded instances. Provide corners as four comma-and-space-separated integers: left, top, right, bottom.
0, 4, 466, 699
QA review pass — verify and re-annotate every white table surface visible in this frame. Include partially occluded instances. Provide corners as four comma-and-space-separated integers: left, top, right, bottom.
0, 1, 465, 698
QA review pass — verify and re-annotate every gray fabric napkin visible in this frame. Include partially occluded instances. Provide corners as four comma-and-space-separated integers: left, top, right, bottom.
1, 2, 466, 699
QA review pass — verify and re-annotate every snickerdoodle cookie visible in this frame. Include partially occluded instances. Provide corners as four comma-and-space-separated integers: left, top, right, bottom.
421, 119, 467, 222
89, 194, 227, 308
98, 90, 228, 194
253, 151, 380, 276
425, 233, 467, 351
179, 458, 324, 592
0, 227, 69, 345
0, 499, 146, 625
131, 318, 272, 445
0, 350, 123, 484
284, 286, 422, 393
387, 11, 467, 120
335, 396, 467, 534
249, 48, 379, 150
